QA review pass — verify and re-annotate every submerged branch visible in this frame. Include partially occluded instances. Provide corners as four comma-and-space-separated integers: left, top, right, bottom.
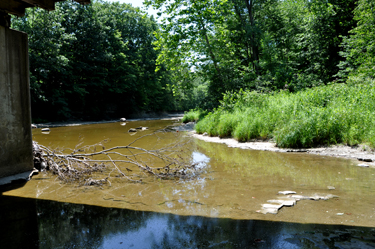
32, 132, 202, 186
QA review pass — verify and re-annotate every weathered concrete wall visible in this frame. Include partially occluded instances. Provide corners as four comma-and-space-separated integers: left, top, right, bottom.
0, 26, 33, 184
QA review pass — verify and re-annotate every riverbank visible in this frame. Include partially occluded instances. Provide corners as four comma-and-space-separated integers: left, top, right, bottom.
33, 113, 184, 128
33, 116, 375, 168
191, 132, 375, 168
187, 83, 375, 149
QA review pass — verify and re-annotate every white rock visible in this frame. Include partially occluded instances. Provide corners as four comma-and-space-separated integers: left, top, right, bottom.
289, 195, 310, 200
358, 163, 369, 167
267, 200, 284, 204
277, 197, 297, 205
278, 191, 296, 195
267, 199, 295, 206
41, 128, 50, 132
257, 208, 279, 214
262, 203, 283, 209
310, 194, 326, 201
120, 118, 126, 122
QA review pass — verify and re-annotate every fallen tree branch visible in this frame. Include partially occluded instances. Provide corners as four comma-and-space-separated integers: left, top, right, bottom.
32, 132, 203, 186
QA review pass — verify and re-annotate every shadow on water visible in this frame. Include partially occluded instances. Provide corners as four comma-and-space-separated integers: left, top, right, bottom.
1, 195, 374, 249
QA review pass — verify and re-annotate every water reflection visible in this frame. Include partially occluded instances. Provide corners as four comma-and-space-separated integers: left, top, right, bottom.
191, 151, 210, 169
1, 196, 374, 249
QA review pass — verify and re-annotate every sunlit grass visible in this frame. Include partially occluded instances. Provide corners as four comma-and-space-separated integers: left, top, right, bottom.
192, 79, 375, 148
181, 109, 208, 123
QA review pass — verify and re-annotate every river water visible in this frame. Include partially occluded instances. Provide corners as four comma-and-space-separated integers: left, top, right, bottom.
1, 119, 375, 248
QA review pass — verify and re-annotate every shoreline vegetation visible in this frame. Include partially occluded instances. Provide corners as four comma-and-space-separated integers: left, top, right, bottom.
183, 79, 375, 154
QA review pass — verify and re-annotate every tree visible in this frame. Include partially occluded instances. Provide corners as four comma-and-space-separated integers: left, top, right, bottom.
12, 0, 175, 121
338, 0, 374, 81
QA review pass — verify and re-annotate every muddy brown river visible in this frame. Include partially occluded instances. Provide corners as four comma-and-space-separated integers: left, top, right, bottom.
1, 119, 375, 248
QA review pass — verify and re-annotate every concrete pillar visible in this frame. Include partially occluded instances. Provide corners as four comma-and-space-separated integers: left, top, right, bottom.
0, 26, 33, 185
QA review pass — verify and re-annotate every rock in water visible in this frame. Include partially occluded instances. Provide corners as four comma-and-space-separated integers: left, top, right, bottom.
278, 191, 296, 195
120, 118, 126, 122
41, 128, 50, 132
128, 128, 137, 132
357, 163, 369, 167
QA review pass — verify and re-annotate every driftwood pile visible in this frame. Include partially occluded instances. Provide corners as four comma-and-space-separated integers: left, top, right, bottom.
32, 133, 201, 186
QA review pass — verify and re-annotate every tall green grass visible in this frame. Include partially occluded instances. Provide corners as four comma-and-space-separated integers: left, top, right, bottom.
192, 79, 375, 148
181, 109, 208, 123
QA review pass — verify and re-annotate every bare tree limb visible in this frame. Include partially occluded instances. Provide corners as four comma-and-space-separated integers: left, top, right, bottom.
32, 132, 204, 186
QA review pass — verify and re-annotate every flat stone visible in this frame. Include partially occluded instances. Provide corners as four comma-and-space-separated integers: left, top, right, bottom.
128, 128, 137, 132
309, 194, 338, 200
262, 203, 283, 209
310, 194, 327, 201
267, 199, 284, 204
277, 197, 297, 205
358, 163, 369, 167
336, 213, 344, 216
278, 191, 296, 195
289, 195, 310, 200
327, 186, 335, 190
281, 200, 295, 206
41, 128, 50, 132
268, 199, 295, 206
259, 203, 283, 214
120, 118, 126, 122
257, 208, 279, 214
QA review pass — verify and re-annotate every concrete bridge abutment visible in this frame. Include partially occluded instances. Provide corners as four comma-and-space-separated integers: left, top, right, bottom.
0, 26, 33, 185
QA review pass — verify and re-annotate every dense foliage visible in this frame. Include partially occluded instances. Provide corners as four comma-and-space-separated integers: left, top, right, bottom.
145, 0, 358, 105
180, 0, 375, 148
12, 0, 175, 121
338, 0, 375, 81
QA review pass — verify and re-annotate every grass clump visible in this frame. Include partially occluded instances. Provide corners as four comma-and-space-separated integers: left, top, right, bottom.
182, 109, 208, 123
195, 79, 375, 148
